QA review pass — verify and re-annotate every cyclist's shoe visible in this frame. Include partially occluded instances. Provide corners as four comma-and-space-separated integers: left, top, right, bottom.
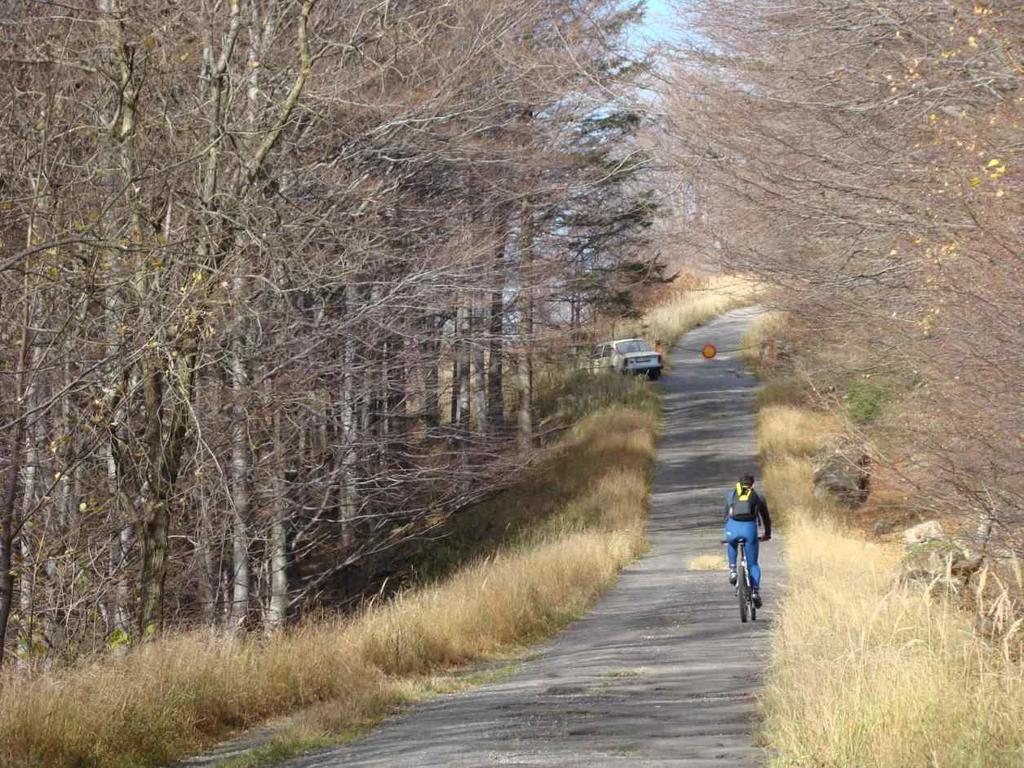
751, 589, 762, 608
728, 569, 738, 586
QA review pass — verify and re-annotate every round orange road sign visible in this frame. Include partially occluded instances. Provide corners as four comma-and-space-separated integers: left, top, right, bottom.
701, 344, 717, 360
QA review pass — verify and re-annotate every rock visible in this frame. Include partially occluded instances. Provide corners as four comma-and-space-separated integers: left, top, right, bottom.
872, 519, 896, 536
812, 436, 870, 507
902, 520, 944, 546
903, 536, 960, 572
950, 554, 984, 579
899, 535, 984, 594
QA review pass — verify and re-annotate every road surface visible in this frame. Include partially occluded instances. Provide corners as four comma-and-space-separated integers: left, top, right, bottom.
292, 307, 777, 767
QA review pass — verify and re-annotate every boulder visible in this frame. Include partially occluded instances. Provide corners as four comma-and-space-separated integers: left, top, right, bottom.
812, 436, 870, 507
900, 534, 984, 593
872, 518, 896, 536
950, 554, 984, 580
902, 519, 944, 546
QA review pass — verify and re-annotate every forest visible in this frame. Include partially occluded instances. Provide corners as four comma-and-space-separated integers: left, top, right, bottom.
0, 0, 661, 664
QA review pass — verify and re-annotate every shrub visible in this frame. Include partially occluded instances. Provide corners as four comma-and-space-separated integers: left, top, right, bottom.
845, 378, 892, 424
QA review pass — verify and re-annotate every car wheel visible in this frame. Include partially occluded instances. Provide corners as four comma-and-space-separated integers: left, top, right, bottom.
647, 369, 661, 381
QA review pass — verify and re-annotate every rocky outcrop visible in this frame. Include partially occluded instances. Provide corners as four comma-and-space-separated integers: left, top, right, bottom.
812, 436, 870, 507
872, 518, 896, 536
900, 522, 985, 593
902, 519, 944, 546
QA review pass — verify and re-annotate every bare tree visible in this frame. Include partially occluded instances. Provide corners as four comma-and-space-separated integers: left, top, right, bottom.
0, 0, 660, 662
659, 0, 1023, 552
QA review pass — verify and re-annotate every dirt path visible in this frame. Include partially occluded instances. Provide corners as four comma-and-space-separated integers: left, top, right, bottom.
289, 307, 778, 767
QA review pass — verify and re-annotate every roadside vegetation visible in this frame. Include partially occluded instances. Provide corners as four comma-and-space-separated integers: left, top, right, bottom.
0, 279, 746, 768
0, 395, 657, 768
751, 317, 1024, 767
661, 0, 1024, 624
642, 274, 757, 348
659, 2, 1024, 757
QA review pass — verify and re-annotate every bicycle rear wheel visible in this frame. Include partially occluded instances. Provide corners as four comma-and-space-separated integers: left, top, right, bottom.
737, 543, 750, 623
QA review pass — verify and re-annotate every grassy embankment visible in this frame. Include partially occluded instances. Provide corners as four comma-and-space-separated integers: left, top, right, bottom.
750, 318, 1024, 767
0, 276, 753, 768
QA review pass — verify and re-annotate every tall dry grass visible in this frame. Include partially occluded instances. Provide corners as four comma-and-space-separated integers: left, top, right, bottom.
757, 405, 839, 462
642, 274, 758, 346
0, 634, 390, 768
0, 404, 656, 768
758, 395, 1024, 767
739, 310, 785, 363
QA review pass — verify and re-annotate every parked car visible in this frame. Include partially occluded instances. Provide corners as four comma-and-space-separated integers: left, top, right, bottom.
590, 338, 663, 380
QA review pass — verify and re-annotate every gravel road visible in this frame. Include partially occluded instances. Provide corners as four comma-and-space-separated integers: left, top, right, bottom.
290, 306, 778, 768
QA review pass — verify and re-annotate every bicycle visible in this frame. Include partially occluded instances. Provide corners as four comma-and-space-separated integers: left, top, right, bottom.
723, 536, 757, 623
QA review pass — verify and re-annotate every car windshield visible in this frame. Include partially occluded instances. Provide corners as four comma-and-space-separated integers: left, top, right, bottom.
616, 340, 653, 354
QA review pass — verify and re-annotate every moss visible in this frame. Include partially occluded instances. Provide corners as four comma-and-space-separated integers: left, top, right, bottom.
845, 378, 893, 424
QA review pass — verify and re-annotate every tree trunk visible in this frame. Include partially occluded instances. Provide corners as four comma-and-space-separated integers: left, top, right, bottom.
15, 342, 41, 663
16, 539, 35, 663
229, 515, 250, 630
339, 311, 358, 548
16, 416, 41, 663
487, 254, 505, 430
0, 274, 35, 666
268, 514, 288, 628
385, 335, 407, 441
422, 317, 440, 429
137, 360, 167, 638
450, 353, 459, 426
195, 495, 218, 627
267, 404, 289, 630
0, 440, 21, 666
137, 351, 194, 638
228, 275, 251, 631
472, 306, 488, 433
517, 350, 533, 446
268, 404, 289, 629
517, 202, 534, 448
456, 304, 471, 431
0, 504, 15, 667
139, 499, 169, 638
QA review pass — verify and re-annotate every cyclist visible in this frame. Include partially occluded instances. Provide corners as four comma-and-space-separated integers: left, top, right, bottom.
723, 474, 772, 607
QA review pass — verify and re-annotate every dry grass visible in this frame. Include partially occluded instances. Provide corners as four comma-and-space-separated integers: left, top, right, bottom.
740, 310, 786, 365
766, 517, 1024, 767
687, 553, 727, 571
642, 274, 758, 347
757, 405, 840, 529
757, 405, 840, 462
0, 404, 656, 768
0, 626, 393, 768
347, 530, 642, 678
741, 311, 811, 410
758, 396, 1024, 767
755, 378, 809, 409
